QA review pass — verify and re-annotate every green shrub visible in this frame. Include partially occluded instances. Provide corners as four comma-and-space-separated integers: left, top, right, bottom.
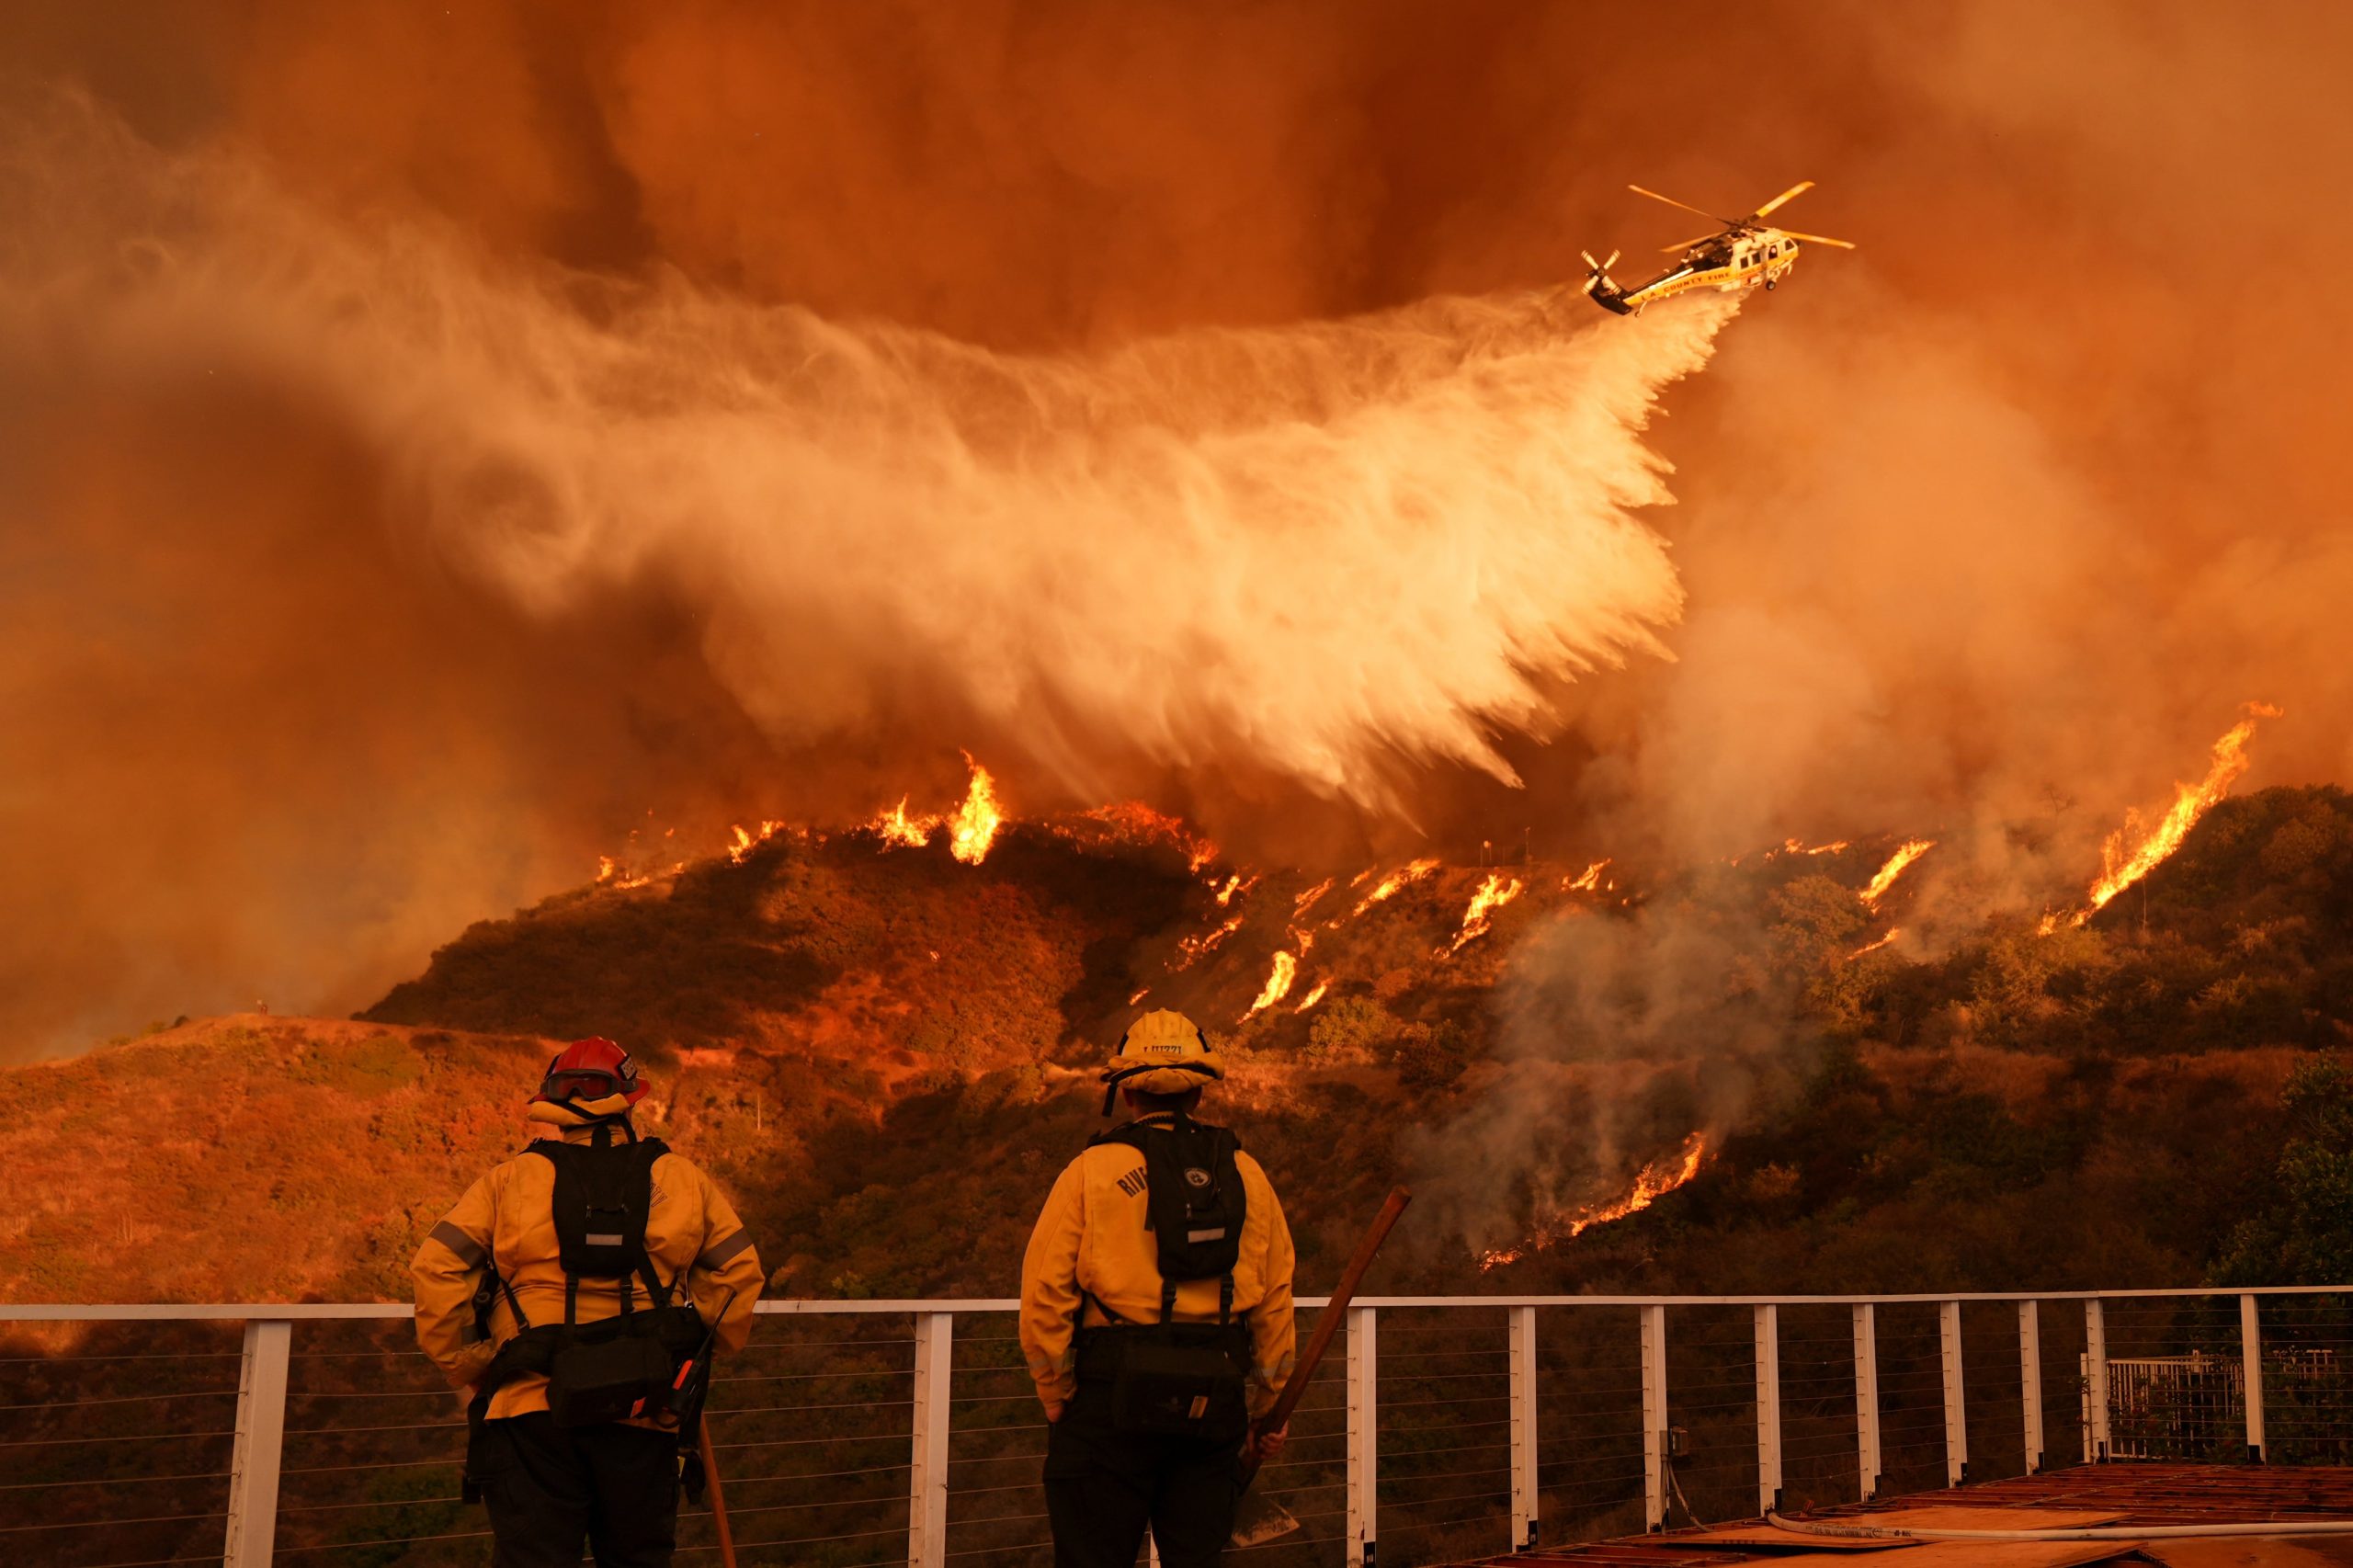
1392, 1019, 1472, 1090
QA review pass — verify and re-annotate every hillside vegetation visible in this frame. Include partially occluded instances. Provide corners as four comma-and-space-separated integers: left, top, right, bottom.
10, 787, 2353, 1307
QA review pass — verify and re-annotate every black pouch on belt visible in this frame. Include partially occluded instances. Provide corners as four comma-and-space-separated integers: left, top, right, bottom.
1101, 1322, 1251, 1443
546, 1330, 677, 1426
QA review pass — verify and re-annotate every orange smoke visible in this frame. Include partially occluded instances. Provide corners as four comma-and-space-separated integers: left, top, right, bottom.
1860, 838, 1935, 910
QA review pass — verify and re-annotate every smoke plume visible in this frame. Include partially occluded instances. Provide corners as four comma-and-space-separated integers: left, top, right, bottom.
6, 0, 2353, 1067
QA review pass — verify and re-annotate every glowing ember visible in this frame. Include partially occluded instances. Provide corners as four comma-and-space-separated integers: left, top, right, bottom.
947, 760, 1003, 865
1351, 858, 1440, 917
1563, 858, 1610, 892
1245, 950, 1299, 1017
1441, 872, 1523, 956
1846, 927, 1901, 960
1769, 837, 1849, 858
1128, 986, 1150, 1006
2052, 704, 2282, 929
1173, 914, 1245, 970
1860, 839, 1935, 910
1080, 801, 1221, 871
1295, 978, 1331, 1012
1478, 1132, 1710, 1269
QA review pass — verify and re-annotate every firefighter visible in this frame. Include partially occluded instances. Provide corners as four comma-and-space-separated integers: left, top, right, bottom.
413, 1038, 764, 1568
1020, 1010, 1298, 1568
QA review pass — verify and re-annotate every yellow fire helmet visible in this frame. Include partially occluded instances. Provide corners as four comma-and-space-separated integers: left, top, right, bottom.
1100, 1008, 1225, 1115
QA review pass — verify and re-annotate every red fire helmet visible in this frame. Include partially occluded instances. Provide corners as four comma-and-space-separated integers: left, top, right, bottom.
530, 1037, 648, 1108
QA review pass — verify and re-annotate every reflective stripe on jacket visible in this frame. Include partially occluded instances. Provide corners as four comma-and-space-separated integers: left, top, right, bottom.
1018, 1114, 1297, 1418
411, 1124, 764, 1421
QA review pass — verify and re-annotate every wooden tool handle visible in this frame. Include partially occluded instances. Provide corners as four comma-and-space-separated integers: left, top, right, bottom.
699, 1421, 738, 1568
1244, 1187, 1411, 1469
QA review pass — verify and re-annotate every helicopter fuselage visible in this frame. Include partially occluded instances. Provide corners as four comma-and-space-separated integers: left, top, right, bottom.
1586, 227, 1804, 315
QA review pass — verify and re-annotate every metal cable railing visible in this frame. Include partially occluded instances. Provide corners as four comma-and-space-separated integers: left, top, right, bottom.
8, 1287, 2353, 1568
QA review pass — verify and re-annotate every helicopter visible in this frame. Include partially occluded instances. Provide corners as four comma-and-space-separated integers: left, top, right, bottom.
1581, 180, 1855, 315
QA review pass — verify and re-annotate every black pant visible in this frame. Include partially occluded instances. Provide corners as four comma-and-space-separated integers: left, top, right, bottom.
473, 1412, 679, 1568
1043, 1382, 1243, 1568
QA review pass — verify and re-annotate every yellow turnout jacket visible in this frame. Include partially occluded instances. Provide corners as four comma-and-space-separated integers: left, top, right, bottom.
412, 1116, 763, 1422
1019, 1113, 1297, 1419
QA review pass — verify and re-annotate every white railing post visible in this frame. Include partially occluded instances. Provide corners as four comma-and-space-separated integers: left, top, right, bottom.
1938, 1300, 1968, 1487
909, 1311, 952, 1568
1507, 1306, 1539, 1551
2242, 1293, 2267, 1464
1347, 1306, 1379, 1567
1640, 1304, 1667, 1531
1852, 1303, 1881, 1501
223, 1318, 291, 1568
2018, 1300, 2044, 1473
2084, 1299, 2110, 1462
1754, 1304, 1782, 1517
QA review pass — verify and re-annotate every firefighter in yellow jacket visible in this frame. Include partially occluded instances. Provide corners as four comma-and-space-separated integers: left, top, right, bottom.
413, 1038, 763, 1568
1020, 1010, 1297, 1568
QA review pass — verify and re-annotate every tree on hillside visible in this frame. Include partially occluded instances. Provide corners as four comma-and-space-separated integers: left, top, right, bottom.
2213, 1051, 2353, 1285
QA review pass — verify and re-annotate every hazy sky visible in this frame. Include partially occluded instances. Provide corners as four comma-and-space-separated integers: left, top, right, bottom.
5, 1, 2349, 1054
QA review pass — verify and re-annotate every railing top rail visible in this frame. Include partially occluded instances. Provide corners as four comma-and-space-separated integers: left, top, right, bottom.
4, 1283, 2350, 1323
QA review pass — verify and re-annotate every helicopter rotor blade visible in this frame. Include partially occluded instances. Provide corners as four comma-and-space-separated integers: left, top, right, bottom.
1658, 232, 1720, 255
1748, 180, 1814, 220
1628, 184, 1733, 225
1779, 229, 1858, 250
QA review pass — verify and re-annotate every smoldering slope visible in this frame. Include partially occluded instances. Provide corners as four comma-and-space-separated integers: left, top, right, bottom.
0, 98, 1731, 1056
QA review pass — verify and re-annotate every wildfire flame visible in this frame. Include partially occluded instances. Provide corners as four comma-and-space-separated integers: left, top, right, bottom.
1245, 950, 1299, 1017
1441, 872, 1523, 956
862, 756, 1005, 864
1173, 913, 1245, 970
1351, 858, 1440, 916
1478, 1132, 1710, 1269
2050, 704, 2282, 930
1860, 838, 1935, 910
1213, 873, 1258, 908
1295, 978, 1331, 1013
946, 761, 1003, 865
1563, 858, 1611, 892
727, 820, 787, 865
1291, 878, 1336, 918
1078, 801, 1221, 872
871, 797, 933, 849
1846, 927, 1901, 960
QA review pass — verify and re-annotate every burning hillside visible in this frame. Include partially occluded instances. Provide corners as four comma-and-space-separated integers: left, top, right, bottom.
14, 776, 2353, 1309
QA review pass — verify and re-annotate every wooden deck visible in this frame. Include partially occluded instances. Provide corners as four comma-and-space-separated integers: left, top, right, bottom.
1452, 1464, 2353, 1566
